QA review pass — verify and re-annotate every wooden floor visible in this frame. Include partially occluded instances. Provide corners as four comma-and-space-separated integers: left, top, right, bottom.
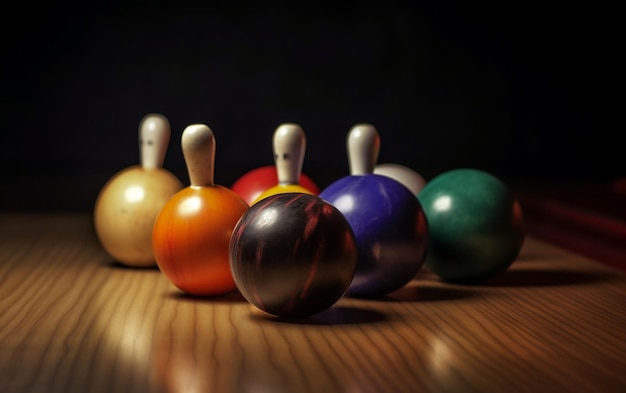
1, 212, 625, 393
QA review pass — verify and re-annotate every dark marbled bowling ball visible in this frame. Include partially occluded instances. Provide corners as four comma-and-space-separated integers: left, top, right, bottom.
319, 174, 429, 297
418, 168, 525, 284
228, 193, 357, 318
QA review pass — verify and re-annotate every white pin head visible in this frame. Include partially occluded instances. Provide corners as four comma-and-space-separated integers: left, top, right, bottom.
181, 124, 216, 187
347, 123, 380, 175
139, 113, 170, 170
273, 123, 306, 185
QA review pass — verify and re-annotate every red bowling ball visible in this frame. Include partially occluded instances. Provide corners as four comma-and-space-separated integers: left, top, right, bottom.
229, 193, 357, 318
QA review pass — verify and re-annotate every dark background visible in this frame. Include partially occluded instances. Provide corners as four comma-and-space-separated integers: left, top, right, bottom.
0, 1, 619, 211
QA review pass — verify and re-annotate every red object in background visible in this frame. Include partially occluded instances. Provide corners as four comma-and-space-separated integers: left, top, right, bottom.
517, 180, 626, 272
231, 165, 320, 206
611, 177, 626, 196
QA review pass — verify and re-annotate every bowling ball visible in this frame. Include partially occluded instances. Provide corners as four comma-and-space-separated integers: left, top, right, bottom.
251, 183, 314, 205
229, 193, 357, 318
418, 168, 525, 283
152, 185, 249, 296
319, 174, 429, 297
231, 166, 320, 205
374, 163, 426, 196
94, 166, 183, 267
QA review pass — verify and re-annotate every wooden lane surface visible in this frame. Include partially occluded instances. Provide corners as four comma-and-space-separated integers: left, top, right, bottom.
1, 213, 625, 393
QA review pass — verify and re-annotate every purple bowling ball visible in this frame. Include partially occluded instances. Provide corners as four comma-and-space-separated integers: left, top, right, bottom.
319, 173, 429, 297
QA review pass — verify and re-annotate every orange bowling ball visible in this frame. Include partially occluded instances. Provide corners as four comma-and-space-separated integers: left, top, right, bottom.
152, 124, 248, 296
152, 186, 248, 295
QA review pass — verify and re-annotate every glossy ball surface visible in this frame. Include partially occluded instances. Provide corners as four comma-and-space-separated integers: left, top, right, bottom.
229, 193, 357, 318
152, 185, 249, 296
231, 165, 320, 205
94, 166, 183, 267
251, 184, 314, 205
374, 163, 427, 196
418, 168, 525, 284
319, 174, 429, 297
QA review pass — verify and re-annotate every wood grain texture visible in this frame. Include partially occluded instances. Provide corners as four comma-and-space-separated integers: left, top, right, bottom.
1, 213, 625, 393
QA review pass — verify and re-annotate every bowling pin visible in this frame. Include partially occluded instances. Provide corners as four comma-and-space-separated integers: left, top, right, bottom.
251, 123, 314, 204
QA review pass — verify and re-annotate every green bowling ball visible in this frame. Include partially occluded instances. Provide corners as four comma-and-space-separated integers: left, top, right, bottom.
418, 168, 525, 283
